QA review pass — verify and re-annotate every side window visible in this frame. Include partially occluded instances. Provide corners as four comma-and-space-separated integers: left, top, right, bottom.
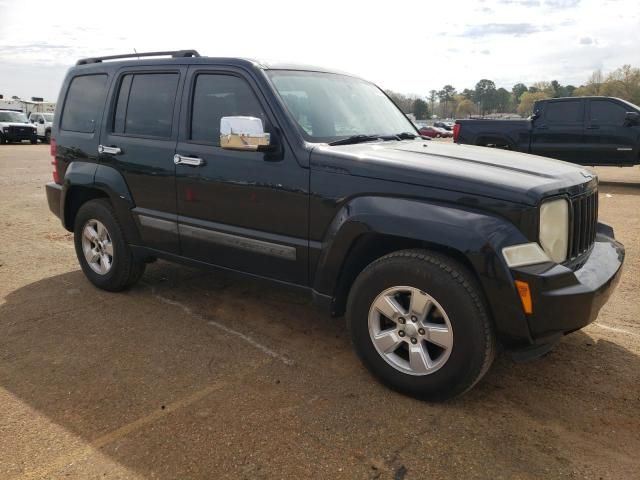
113, 73, 179, 138
590, 100, 627, 126
61, 74, 108, 133
190, 74, 267, 144
544, 101, 582, 124
113, 74, 133, 134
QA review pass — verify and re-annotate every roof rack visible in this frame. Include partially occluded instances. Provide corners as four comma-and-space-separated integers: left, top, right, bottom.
76, 50, 200, 65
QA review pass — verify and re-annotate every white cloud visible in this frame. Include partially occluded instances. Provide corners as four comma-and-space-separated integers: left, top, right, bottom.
0, 0, 639, 100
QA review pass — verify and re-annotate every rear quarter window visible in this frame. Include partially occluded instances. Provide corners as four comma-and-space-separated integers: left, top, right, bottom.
60, 74, 108, 133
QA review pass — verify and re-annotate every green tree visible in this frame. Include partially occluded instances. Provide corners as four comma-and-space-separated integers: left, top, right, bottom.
461, 88, 475, 100
437, 85, 457, 118
474, 79, 497, 115
413, 98, 429, 120
495, 87, 511, 112
512, 83, 528, 103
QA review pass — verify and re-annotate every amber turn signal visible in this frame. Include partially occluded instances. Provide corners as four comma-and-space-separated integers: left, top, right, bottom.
514, 280, 533, 314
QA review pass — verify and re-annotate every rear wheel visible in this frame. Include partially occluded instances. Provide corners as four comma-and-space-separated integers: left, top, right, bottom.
347, 249, 495, 401
73, 199, 145, 291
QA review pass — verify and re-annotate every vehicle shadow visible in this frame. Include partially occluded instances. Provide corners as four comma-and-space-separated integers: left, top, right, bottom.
1, 264, 638, 478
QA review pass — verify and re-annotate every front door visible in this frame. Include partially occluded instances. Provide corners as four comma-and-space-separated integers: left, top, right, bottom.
584, 98, 640, 165
531, 99, 585, 163
174, 67, 309, 285
99, 67, 185, 253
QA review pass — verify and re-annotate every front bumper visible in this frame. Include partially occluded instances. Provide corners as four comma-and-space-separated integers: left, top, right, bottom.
511, 223, 624, 345
46, 182, 62, 220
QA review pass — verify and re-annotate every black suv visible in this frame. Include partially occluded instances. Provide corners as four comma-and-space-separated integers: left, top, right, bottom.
46, 50, 625, 400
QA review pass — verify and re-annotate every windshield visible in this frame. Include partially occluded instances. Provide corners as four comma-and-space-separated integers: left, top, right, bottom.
43, 113, 54, 122
267, 70, 417, 143
0, 111, 28, 123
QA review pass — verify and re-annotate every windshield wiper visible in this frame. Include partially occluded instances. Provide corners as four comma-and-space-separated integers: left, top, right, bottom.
327, 132, 418, 146
396, 132, 417, 139
328, 135, 386, 146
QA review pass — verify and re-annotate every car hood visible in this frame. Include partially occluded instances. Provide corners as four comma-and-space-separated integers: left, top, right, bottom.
310, 140, 595, 205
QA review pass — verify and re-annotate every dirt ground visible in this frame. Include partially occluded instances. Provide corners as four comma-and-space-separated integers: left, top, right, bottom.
0, 143, 638, 480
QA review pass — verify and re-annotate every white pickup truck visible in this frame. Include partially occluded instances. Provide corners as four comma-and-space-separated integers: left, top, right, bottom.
28, 112, 54, 144
0, 110, 37, 144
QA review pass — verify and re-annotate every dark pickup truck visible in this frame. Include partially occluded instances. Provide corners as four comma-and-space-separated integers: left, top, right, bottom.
46, 51, 624, 400
454, 96, 640, 166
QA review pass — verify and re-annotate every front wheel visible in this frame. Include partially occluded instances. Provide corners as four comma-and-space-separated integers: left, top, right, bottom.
73, 199, 145, 291
347, 249, 496, 401
44, 130, 51, 144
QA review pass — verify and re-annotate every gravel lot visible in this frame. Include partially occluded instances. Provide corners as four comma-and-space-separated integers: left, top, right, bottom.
0, 144, 638, 479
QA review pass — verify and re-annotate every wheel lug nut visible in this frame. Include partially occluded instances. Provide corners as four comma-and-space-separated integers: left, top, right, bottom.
398, 317, 406, 324
410, 337, 418, 344
418, 328, 425, 335
398, 330, 405, 337
411, 316, 417, 322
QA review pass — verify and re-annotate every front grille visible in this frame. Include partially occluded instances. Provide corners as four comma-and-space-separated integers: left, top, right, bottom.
568, 189, 598, 260
8, 126, 32, 137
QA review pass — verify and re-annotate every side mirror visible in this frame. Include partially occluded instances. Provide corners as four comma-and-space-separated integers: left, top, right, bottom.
220, 116, 271, 151
624, 111, 640, 126
38, 118, 45, 124
531, 110, 540, 121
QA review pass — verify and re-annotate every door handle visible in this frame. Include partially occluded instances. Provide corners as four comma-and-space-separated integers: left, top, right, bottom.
586, 125, 600, 130
536, 125, 548, 130
174, 154, 205, 166
98, 145, 122, 155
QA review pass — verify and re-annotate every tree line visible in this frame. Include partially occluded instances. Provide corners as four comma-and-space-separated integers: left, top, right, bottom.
385, 64, 640, 120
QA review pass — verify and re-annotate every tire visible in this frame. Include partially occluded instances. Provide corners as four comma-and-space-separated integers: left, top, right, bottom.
44, 130, 51, 144
347, 249, 495, 401
30, 138, 37, 145
73, 199, 145, 291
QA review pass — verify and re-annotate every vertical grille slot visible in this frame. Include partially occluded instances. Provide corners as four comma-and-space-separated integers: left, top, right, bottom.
568, 189, 598, 260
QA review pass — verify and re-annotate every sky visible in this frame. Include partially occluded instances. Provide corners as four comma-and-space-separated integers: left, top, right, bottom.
1, 0, 639, 101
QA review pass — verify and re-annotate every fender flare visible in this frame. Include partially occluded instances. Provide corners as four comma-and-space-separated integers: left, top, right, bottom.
312, 196, 533, 344
61, 162, 141, 244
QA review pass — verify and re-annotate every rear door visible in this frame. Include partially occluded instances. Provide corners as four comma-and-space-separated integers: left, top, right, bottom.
531, 99, 585, 163
173, 66, 309, 285
99, 67, 185, 253
584, 98, 639, 165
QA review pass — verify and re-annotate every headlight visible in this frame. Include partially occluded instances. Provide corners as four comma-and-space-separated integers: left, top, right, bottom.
539, 198, 569, 263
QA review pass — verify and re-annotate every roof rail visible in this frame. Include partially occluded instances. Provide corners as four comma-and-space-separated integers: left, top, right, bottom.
76, 50, 200, 65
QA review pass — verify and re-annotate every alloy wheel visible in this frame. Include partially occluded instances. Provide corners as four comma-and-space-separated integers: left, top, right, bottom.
368, 286, 453, 376
81, 219, 114, 275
